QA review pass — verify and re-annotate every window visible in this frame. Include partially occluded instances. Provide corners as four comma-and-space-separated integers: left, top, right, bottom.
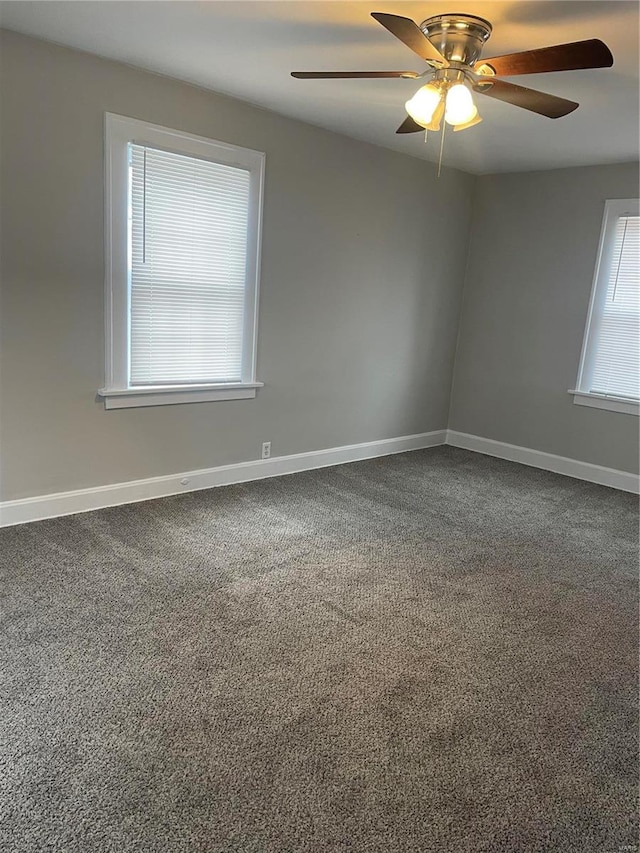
571, 199, 639, 416
100, 114, 265, 408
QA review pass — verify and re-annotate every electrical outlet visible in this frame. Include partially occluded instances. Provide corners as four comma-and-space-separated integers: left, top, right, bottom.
261, 441, 271, 460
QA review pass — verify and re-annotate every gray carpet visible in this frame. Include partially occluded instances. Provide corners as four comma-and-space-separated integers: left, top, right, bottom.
1, 447, 638, 853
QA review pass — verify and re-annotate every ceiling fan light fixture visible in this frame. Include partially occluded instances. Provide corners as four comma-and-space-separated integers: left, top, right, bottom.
293, 11, 614, 142
405, 82, 443, 128
444, 82, 477, 126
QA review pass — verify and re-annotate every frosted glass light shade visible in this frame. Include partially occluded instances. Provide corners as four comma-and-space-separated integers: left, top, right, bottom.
405, 84, 442, 128
445, 83, 476, 126
453, 110, 482, 132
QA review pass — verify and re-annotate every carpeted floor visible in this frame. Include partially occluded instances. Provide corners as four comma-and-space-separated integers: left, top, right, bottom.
1, 446, 638, 853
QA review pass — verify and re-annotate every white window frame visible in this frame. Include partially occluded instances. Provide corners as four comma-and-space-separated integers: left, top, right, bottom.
99, 113, 265, 409
569, 198, 639, 417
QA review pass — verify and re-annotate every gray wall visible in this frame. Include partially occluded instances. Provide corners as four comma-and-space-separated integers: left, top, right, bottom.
0, 30, 474, 501
449, 162, 639, 474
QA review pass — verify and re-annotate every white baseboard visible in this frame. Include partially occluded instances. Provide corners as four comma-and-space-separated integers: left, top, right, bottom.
3, 427, 636, 527
0, 429, 447, 527
446, 430, 639, 494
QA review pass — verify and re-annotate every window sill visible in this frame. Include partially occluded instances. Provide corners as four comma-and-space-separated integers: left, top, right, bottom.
568, 390, 639, 416
98, 382, 263, 409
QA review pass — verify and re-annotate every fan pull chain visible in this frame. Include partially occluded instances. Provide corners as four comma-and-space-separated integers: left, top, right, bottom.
437, 120, 446, 178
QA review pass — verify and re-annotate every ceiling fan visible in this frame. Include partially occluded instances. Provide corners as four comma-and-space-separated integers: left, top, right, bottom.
291, 12, 614, 135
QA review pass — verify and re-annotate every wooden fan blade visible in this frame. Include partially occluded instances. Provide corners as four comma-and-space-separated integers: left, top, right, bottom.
396, 115, 424, 134
473, 78, 578, 118
371, 13, 448, 67
479, 39, 613, 76
291, 71, 419, 79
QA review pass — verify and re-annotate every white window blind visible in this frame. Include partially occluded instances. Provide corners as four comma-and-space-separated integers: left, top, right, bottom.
588, 214, 640, 399
129, 144, 251, 386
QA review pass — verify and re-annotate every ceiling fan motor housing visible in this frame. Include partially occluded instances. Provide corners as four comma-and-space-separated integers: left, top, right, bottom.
419, 14, 492, 67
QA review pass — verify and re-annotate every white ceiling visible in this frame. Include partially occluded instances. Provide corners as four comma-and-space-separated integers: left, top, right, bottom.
1, 1, 638, 174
